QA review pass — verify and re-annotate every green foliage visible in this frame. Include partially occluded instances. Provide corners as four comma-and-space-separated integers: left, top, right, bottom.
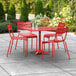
0, 2, 5, 22
48, 16, 61, 27
31, 14, 50, 27
0, 21, 17, 33
48, 0, 52, 9
70, 0, 76, 25
59, 5, 71, 18
7, 2, 16, 21
26, 0, 36, 14
31, 14, 43, 27
0, 0, 75, 28
35, 0, 44, 16
20, 0, 28, 22
44, 0, 54, 18
0, 0, 10, 13
48, 13, 73, 27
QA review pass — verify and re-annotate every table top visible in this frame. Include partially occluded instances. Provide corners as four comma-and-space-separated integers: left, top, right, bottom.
20, 27, 56, 31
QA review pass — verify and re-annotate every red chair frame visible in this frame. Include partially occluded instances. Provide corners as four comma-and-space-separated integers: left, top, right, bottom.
42, 27, 70, 62
15, 22, 37, 50
43, 22, 65, 52
7, 24, 28, 56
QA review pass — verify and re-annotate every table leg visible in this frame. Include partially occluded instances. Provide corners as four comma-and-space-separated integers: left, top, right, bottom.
35, 31, 41, 55
31, 31, 48, 55
39, 31, 41, 50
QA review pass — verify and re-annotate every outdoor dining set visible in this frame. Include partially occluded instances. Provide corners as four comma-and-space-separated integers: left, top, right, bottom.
7, 22, 70, 62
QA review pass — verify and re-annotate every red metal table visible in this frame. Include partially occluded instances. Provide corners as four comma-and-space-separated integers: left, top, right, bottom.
21, 27, 56, 55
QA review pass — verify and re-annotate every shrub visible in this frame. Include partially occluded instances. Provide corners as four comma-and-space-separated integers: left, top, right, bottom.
48, 16, 62, 27
70, 0, 76, 25
35, 0, 44, 16
7, 2, 16, 21
48, 13, 73, 27
41, 17, 50, 26
48, 0, 52, 9
0, 21, 17, 33
20, 0, 28, 22
59, 5, 71, 18
31, 14, 50, 27
45, 0, 54, 18
31, 14, 43, 27
0, 2, 5, 22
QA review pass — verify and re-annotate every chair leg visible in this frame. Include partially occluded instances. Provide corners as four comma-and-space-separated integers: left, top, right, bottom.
27, 39, 28, 55
52, 43, 53, 57
63, 41, 67, 52
48, 38, 50, 53
42, 43, 43, 60
15, 39, 18, 50
64, 41, 70, 60
15, 35, 19, 50
7, 40, 11, 57
62, 37, 66, 52
36, 38, 37, 50
53, 43, 56, 62
25, 40, 26, 52
25, 40, 27, 56
31, 38, 33, 49
10, 40, 14, 53
57, 43, 59, 49
23, 40, 25, 52
25, 39, 28, 56
43, 37, 45, 50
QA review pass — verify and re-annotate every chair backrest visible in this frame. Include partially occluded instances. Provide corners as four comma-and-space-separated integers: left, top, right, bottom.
58, 22, 65, 28
56, 27, 68, 41
7, 24, 14, 38
17, 22, 31, 32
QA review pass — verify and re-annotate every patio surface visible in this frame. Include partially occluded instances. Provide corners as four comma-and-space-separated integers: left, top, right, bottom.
0, 31, 76, 76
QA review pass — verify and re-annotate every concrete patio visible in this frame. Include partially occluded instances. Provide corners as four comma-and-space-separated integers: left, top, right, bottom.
0, 31, 76, 76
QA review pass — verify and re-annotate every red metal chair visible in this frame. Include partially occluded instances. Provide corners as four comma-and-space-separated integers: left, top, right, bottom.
7, 24, 28, 56
43, 22, 65, 52
15, 22, 37, 50
42, 27, 70, 62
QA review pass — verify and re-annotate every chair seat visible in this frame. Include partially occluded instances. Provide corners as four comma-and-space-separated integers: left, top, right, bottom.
44, 33, 62, 38
19, 33, 37, 38
11, 36, 27, 40
42, 39, 64, 44
44, 34, 55, 38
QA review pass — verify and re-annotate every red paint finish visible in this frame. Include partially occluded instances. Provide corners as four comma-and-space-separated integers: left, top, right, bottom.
7, 24, 37, 57
42, 27, 70, 62
44, 22, 65, 52
15, 22, 37, 51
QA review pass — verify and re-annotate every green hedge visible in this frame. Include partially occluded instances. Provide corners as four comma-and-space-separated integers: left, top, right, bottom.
0, 21, 17, 33
0, 21, 76, 33
7, 2, 16, 20
35, 0, 44, 16
0, 2, 5, 22
20, 0, 28, 22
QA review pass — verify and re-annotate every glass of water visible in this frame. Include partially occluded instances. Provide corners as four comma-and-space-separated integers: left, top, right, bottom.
32, 23, 34, 29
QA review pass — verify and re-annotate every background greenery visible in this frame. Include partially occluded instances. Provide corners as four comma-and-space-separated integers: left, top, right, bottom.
20, 0, 28, 22
35, 0, 44, 16
0, 2, 5, 22
7, 2, 16, 20
0, 21, 17, 33
0, 0, 76, 33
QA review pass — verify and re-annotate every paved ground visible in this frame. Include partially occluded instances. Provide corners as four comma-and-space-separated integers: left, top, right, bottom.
0, 31, 76, 76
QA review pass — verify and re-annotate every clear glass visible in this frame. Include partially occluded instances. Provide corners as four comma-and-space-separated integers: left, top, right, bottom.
35, 25, 38, 30
32, 23, 34, 29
